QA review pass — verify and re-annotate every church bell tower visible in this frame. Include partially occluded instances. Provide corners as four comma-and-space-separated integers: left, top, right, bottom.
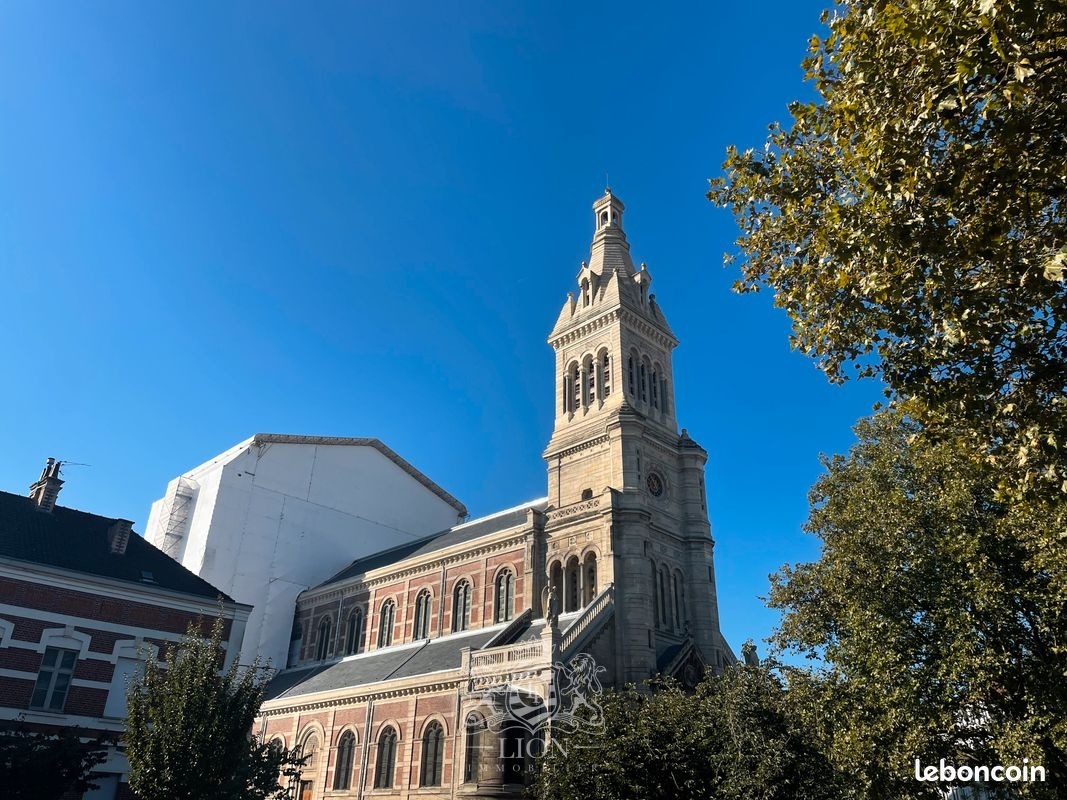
542, 190, 732, 685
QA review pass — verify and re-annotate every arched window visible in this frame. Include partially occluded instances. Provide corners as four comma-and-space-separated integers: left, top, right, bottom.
583, 553, 597, 605
672, 573, 682, 630
495, 570, 515, 623
549, 562, 563, 611
627, 355, 635, 396
581, 278, 590, 307
464, 713, 486, 783
413, 590, 432, 639
300, 732, 320, 774
651, 368, 659, 409
565, 556, 580, 612
678, 580, 687, 625
639, 362, 648, 403
660, 566, 671, 628
333, 731, 356, 790
374, 727, 398, 789
600, 352, 611, 398
453, 580, 471, 632
583, 356, 595, 407
420, 721, 445, 787
651, 561, 661, 626
297, 731, 320, 800
569, 362, 580, 412
315, 617, 332, 660
344, 608, 364, 656
378, 600, 395, 648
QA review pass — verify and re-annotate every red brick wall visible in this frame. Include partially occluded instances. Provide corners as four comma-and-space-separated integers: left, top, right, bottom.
0, 577, 230, 637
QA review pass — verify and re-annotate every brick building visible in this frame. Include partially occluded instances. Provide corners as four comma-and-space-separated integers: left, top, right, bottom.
0, 459, 249, 799
253, 191, 736, 799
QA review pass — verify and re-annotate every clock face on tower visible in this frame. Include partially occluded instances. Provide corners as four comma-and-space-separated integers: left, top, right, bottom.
646, 472, 664, 497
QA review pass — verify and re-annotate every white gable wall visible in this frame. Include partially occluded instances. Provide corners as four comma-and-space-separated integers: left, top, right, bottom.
147, 440, 463, 668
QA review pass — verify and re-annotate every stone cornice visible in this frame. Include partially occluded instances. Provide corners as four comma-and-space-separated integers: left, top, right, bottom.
548, 309, 620, 349
261, 674, 465, 716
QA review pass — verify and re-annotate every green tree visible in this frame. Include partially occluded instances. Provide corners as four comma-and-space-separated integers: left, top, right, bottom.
769, 412, 1066, 797
530, 665, 845, 800
707, 0, 1067, 500
0, 723, 111, 800
125, 615, 302, 800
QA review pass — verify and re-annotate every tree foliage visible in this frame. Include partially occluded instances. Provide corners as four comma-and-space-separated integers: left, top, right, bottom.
770, 412, 1066, 797
125, 615, 302, 800
708, 0, 1067, 499
530, 665, 845, 800
0, 723, 111, 800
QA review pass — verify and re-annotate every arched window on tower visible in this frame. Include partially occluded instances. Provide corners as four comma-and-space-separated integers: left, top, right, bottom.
378, 600, 395, 648
583, 553, 597, 605
344, 608, 364, 656
627, 355, 636, 397
549, 561, 563, 610
600, 351, 611, 398
569, 363, 580, 413
651, 367, 660, 410
316, 617, 333, 661
583, 355, 595, 407
581, 278, 591, 307
565, 556, 581, 612
651, 560, 661, 626
421, 721, 445, 787
374, 727, 398, 789
333, 731, 356, 790
453, 580, 472, 632
672, 572, 682, 630
678, 579, 687, 625
495, 570, 515, 623
660, 566, 672, 628
413, 589, 432, 639
639, 362, 648, 403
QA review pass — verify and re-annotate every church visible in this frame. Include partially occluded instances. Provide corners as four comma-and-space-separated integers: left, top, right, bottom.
151, 190, 735, 799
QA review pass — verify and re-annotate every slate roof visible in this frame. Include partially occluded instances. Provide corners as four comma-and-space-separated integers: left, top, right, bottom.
265, 626, 505, 701
317, 499, 547, 588
0, 490, 233, 601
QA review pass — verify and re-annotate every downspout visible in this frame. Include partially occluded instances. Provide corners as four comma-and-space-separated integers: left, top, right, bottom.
356, 699, 374, 800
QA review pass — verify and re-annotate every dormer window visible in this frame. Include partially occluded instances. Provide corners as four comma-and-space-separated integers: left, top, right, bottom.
581, 278, 591, 307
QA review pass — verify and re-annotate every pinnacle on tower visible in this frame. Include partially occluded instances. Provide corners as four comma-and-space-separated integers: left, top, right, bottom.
588, 189, 635, 278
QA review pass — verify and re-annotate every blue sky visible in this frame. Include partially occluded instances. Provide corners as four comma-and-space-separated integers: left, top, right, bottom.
0, 2, 881, 656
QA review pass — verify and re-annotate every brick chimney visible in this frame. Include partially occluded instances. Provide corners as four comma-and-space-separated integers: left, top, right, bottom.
29, 458, 64, 513
108, 519, 134, 555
